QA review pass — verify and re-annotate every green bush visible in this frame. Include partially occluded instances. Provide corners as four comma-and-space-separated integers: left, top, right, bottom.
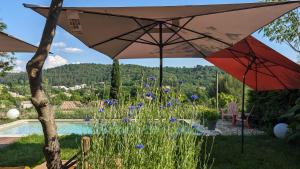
280, 97, 300, 143
247, 90, 300, 132
218, 92, 235, 108
203, 108, 219, 121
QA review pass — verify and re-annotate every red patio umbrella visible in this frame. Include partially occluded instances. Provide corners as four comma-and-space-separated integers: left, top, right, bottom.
206, 36, 300, 152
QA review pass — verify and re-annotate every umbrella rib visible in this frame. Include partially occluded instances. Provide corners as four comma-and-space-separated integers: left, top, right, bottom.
228, 49, 249, 67
245, 40, 289, 89
256, 57, 288, 89
228, 48, 299, 71
258, 56, 300, 73
168, 36, 182, 44
165, 22, 232, 47
112, 23, 158, 59
163, 23, 206, 57
138, 37, 157, 44
133, 19, 159, 44
164, 1, 300, 22
116, 37, 157, 46
165, 36, 206, 46
228, 49, 275, 77
164, 16, 195, 44
90, 22, 157, 48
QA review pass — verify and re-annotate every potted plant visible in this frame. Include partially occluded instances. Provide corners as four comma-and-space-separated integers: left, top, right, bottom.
204, 109, 219, 130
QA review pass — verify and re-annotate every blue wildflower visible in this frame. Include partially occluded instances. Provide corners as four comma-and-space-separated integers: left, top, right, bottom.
111, 99, 118, 105
191, 94, 199, 101
123, 117, 130, 123
166, 101, 173, 107
169, 117, 177, 123
129, 105, 135, 112
164, 88, 170, 93
137, 102, 144, 108
144, 83, 150, 88
148, 76, 156, 81
135, 144, 145, 149
145, 92, 153, 98
98, 108, 104, 113
104, 99, 111, 105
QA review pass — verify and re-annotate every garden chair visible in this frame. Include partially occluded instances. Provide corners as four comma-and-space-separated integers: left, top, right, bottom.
221, 102, 239, 126
236, 104, 255, 128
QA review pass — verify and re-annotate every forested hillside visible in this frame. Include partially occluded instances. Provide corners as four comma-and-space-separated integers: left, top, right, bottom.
1, 64, 221, 89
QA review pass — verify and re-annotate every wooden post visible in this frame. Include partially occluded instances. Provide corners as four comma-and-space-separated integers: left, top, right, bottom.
81, 136, 91, 169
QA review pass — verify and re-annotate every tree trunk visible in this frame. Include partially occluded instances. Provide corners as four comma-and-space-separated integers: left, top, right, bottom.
26, 0, 64, 168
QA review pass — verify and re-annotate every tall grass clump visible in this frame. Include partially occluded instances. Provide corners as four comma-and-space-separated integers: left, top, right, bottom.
80, 77, 214, 169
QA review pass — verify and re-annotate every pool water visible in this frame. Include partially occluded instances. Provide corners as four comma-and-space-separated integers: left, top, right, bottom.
0, 121, 93, 136
0, 120, 209, 137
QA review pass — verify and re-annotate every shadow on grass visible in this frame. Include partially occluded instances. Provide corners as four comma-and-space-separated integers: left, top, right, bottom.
0, 134, 82, 167
211, 135, 300, 169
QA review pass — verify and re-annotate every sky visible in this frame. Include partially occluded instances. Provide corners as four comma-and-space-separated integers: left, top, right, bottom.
0, 0, 299, 72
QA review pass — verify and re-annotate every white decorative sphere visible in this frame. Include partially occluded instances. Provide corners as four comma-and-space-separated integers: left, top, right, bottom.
273, 123, 288, 139
6, 108, 20, 119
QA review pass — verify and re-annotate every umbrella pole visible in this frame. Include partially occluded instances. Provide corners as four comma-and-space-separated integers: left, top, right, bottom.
241, 73, 246, 153
159, 22, 163, 102
241, 59, 255, 153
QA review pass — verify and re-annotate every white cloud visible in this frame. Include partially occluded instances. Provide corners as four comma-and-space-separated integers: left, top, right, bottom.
44, 55, 69, 69
12, 60, 26, 73
52, 42, 67, 48
12, 55, 69, 72
51, 41, 83, 54
64, 47, 83, 53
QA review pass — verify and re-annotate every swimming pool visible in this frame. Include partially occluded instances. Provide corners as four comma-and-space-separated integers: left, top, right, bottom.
0, 120, 92, 137
0, 120, 221, 137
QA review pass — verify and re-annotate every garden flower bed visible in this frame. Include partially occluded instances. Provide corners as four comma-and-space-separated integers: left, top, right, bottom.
78, 79, 218, 169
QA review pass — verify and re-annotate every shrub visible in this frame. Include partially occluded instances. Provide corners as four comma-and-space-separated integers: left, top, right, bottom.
110, 59, 121, 100
280, 97, 300, 143
218, 92, 235, 108
247, 90, 300, 132
203, 108, 219, 121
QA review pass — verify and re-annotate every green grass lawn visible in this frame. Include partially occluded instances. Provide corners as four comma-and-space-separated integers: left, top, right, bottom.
0, 135, 299, 169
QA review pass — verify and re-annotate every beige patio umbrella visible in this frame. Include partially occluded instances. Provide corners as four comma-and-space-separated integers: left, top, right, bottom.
25, 1, 300, 100
0, 31, 37, 52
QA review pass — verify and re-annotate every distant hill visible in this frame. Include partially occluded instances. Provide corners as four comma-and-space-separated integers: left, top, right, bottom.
1, 63, 221, 89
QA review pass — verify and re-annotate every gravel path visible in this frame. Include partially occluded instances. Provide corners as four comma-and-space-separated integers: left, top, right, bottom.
216, 120, 265, 136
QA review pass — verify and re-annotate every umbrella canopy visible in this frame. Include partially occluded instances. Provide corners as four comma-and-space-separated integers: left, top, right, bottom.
24, 1, 300, 59
0, 31, 37, 52
206, 36, 300, 91
205, 36, 300, 153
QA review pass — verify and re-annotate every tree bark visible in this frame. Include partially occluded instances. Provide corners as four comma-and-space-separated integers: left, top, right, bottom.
26, 0, 64, 168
